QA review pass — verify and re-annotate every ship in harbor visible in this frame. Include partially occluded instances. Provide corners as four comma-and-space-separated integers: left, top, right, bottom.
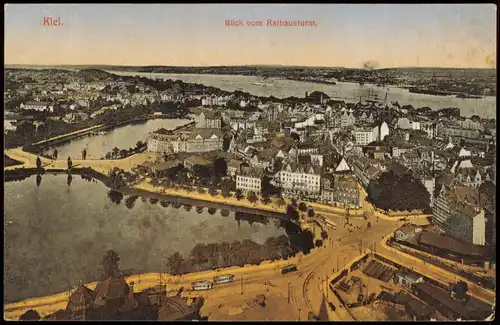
252, 76, 273, 87
456, 92, 483, 99
408, 87, 449, 96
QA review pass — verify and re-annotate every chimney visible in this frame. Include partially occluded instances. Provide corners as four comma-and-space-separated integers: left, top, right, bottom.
305, 91, 308, 98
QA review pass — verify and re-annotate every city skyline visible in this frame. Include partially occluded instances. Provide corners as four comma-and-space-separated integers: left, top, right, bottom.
4, 4, 498, 68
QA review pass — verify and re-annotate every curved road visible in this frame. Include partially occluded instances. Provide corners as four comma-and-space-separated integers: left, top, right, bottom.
4, 146, 493, 320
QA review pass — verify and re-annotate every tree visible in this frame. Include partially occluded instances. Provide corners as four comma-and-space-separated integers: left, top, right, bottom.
197, 187, 206, 195
261, 194, 271, 205
261, 175, 280, 196
53, 149, 58, 160
307, 209, 315, 218
213, 157, 227, 178
167, 252, 184, 275
315, 239, 323, 247
220, 209, 230, 217
119, 149, 127, 158
112, 147, 120, 159
67, 156, 73, 170
368, 170, 430, 211
247, 191, 258, 204
291, 198, 298, 208
286, 205, 299, 221
223, 134, 232, 152
107, 190, 124, 204
321, 231, 328, 240
207, 207, 217, 215
196, 206, 204, 214
160, 200, 171, 208
101, 249, 120, 278
298, 202, 308, 212
367, 221, 372, 230
221, 187, 232, 198
235, 189, 244, 201
275, 196, 286, 208
209, 186, 218, 197
82, 148, 87, 160
36, 156, 42, 170
452, 281, 468, 300
125, 195, 138, 209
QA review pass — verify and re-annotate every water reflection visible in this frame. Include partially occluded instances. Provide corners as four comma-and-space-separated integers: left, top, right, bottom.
4, 175, 300, 302
108, 189, 124, 204
36, 174, 42, 187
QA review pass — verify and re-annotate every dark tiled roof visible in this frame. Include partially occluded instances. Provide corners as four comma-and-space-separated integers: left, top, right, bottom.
412, 282, 485, 319
393, 292, 434, 318
189, 128, 223, 140
67, 284, 94, 312
417, 232, 489, 258
184, 155, 211, 166
94, 277, 129, 305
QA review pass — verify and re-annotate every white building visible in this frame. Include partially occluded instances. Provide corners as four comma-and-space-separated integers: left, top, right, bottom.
147, 128, 223, 154
353, 126, 378, 146
194, 111, 221, 129
236, 168, 264, 193
380, 121, 390, 141
411, 121, 421, 130
201, 95, 219, 106
20, 102, 53, 112
276, 163, 322, 199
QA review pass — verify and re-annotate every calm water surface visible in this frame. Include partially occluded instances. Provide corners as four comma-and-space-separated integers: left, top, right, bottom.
4, 175, 285, 302
111, 71, 496, 119
42, 118, 190, 159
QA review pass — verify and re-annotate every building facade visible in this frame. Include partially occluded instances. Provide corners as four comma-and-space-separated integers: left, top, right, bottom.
276, 163, 322, 199
147, 129, 223, 154
194, 111, 221, 129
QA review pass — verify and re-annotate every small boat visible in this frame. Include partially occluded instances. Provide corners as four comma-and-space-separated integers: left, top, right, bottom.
6, 221, 13, 225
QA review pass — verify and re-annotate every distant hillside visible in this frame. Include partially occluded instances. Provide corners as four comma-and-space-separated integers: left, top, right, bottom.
77, 68, 114, 76
76, 68, 117, 81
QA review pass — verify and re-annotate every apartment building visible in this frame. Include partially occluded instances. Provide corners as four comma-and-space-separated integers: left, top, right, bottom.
194, 111, 221, 129
276, 163, 322, 199
147, 128, 223, 154
236, 168, 264, 193
432, 185, 486, 246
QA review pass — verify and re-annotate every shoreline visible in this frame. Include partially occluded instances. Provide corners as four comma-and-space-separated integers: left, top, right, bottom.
24, 116, 192, 154
4, 253, 303, 318
4, 164, 429, 220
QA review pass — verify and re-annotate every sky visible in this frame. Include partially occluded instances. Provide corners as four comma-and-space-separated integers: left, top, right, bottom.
4, 4, 497, 68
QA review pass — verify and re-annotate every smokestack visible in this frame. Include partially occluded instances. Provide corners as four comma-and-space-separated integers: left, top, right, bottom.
305, 91, 308, 98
